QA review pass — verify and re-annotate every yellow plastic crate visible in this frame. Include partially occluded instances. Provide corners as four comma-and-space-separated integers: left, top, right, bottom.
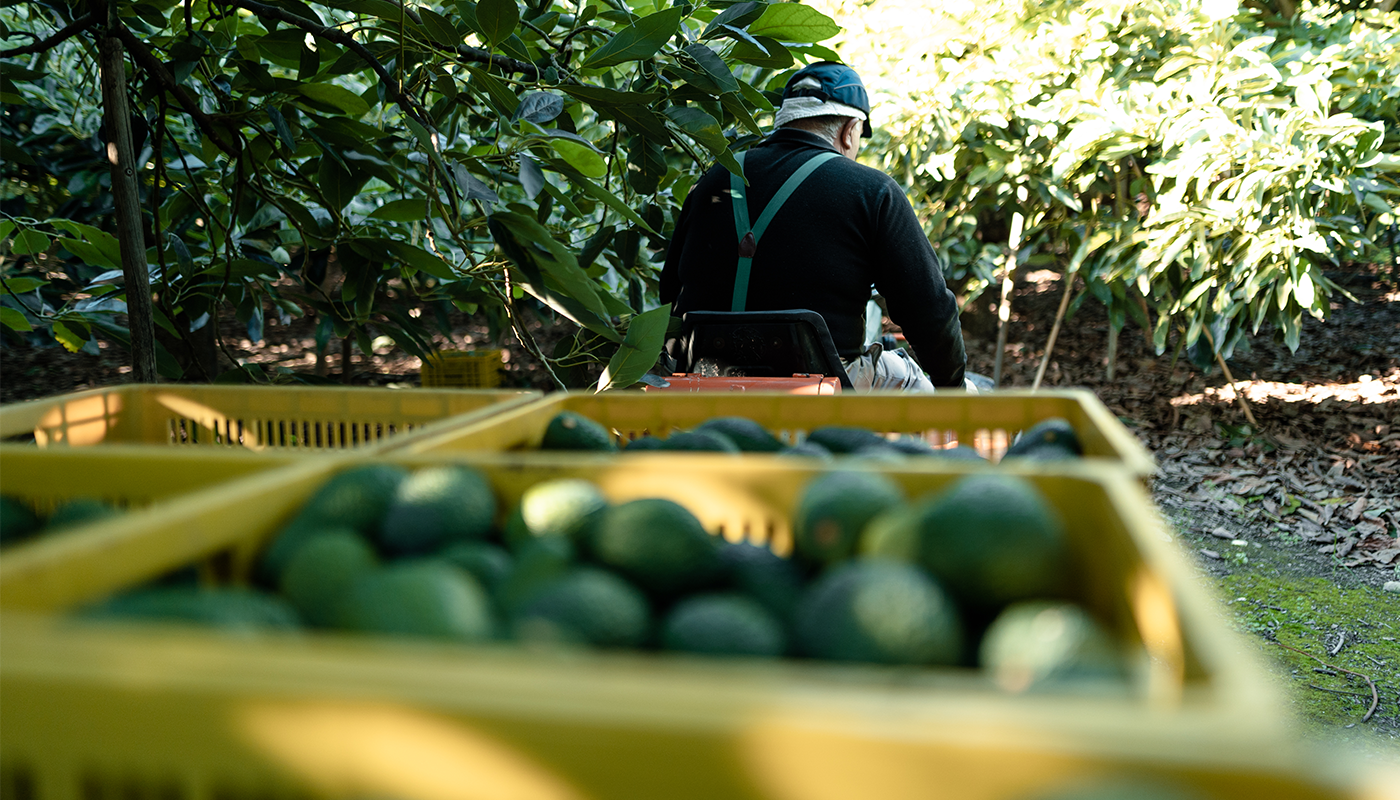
0, 384, 536, 451
0, 455, 1385, 800
0, 447, 302, 590
3, 611, 1393, 800
400, 390, 1156, 477
420, 349, 505, 388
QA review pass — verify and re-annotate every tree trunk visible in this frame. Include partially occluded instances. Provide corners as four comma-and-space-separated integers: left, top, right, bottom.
98, 26, 157, 383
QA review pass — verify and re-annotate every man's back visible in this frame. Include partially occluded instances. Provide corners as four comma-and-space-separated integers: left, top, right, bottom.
659, 128, 967, 388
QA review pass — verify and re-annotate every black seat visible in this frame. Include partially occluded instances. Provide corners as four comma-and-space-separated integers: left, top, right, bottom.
669, 310, 853, 389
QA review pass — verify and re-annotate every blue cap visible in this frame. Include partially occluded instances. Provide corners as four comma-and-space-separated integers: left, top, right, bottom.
780, 61, 872, 138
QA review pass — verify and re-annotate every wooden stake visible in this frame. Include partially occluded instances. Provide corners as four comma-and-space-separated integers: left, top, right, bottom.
98, 23, 157, 383
1032, 271, 1074, 391
1105, 322, 1119, 382
992, 211, 1025, 388
1202, 327, 1258, 428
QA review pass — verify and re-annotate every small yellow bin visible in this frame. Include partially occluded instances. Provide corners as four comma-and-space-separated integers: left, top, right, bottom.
401, 390, 1156, 477
0, 454, 1376, 800
420, 349, 505, 388
0, 384, 536, 451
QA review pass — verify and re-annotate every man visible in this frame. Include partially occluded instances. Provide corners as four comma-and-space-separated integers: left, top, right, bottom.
660, 61, 967, 390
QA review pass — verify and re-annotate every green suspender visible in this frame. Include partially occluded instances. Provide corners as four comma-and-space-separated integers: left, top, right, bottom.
729, 150, 841, 312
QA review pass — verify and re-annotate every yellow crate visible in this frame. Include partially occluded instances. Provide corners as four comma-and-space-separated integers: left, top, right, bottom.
0, 454, 1384, 800
420, 349, 505, 388
3, 610, 1393, 800
401, 390, 1156, 477
0, 447, 303, 597
0, 384, 536, 451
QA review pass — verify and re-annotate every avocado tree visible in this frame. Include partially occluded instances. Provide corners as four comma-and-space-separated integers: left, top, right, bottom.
1, 0, 841, 389
816, 0, 1399, 379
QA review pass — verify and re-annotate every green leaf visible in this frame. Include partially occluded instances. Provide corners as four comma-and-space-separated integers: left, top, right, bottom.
683, 44, 740, 95
551, 140, 608, 178
597, 103, 672, 142
569, 174, 660, 235
731, 36, 792, 69
489, 211, 610, 320
583, 7, 683, 69
55, 238, 117, 269
419, 8, 462, 46
664, 106, 741, 174
12, 229, 51, 256
0, 307, 31, 332
747, 4, 838, 43
560, 85, 663, 107
390, 242, 457, 280
465, 66, 520, 117
701, 2, 766, 39
476, 0, 520, 46
369, 198, 435, 222
1, 276, 47, 294
598, 304, 671, 391
720, 92, 764, 137
296, 83, 371, 117
51, 320, 86, 352
316, 157, 368, 212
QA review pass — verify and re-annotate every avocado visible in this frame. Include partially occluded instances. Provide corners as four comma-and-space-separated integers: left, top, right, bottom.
0, 495, 43, 546
504, 478, 607, 550
694, 417, 784, 452
858, 502, 923, 563
805, 426, 886, 454
280, 531, 379, 627
660, 430, 740, 453
1006, 418, 1082, 458
439, 541, 514, 596
662, 593, 786, 657
84, 587, 301, 632
979, 601, 1123, 691
378, 465, 496, 556
914, 474, 1070, 612
848, 444, 907, 464
258, 518, 341, 585
793, 470, 904, 565
718, 542, 804, 623
337, 560, 494, 642
591, 498, 723, 597
795, 559, 963, 665
296, 464, 408, 533
513, 567, 651, 647
541, 411, 617, 451
497, 535, 576, 613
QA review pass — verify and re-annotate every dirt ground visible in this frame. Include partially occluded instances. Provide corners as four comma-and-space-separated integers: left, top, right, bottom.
2, 259, 1397, 756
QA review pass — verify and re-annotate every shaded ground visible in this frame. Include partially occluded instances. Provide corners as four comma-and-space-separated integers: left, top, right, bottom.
2, 259, 1397, 755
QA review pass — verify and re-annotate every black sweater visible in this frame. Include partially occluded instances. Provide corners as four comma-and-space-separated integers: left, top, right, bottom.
659, 128, 967, 387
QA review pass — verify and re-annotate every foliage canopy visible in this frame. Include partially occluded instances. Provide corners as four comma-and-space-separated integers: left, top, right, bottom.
2, 0, 841, 387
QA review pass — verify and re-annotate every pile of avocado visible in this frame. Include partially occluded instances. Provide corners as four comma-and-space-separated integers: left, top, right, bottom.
540, 411, 1084, 463
83, 463, 1124, 691
1, 495, 122, 549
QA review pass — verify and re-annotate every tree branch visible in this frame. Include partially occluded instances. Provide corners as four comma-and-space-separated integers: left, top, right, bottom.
455, 45, 541, 79
114, 27, 241, 156
0, 13, 97, 59
227, 0, 432, 121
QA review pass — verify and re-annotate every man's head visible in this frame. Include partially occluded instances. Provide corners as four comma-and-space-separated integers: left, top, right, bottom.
774, 62, 871, 159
